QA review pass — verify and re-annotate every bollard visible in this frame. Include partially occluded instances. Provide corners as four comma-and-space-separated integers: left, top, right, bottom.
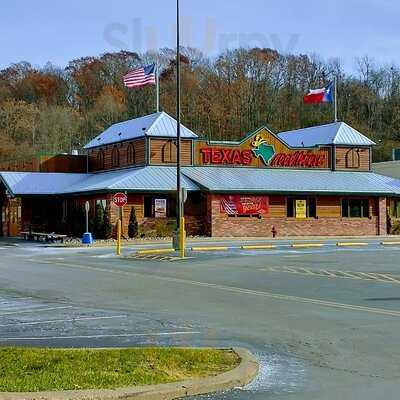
116, 219, 122, 256
179, 216, 185, 258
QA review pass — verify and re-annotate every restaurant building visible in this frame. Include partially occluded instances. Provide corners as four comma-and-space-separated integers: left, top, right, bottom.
1, 111, 400, 238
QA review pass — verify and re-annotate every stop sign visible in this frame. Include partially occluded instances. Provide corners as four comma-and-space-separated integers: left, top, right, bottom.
112, 192, 127, 207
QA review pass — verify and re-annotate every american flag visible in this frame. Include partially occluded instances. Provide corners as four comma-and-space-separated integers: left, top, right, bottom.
123, 64, 156, 88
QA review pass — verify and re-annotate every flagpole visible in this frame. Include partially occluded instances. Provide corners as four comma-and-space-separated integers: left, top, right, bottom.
156, 63, 160, 113
334, 76, 338, 122
176, 0, 184, 258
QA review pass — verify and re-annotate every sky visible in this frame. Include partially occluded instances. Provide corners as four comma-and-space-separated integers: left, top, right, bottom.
0, 0, 399, 72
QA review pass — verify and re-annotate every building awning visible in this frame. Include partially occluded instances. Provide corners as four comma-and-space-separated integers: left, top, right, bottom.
182, 166, 400, 196
1, 166, 400, 197
0, 167, 200, 196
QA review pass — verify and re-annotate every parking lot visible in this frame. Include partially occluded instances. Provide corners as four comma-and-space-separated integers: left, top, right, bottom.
0, 239, 400, 399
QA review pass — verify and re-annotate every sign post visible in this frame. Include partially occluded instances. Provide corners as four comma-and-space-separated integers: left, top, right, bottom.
112, 193, 128, 256
85, 201, 90, 233
82, 201, 93, 245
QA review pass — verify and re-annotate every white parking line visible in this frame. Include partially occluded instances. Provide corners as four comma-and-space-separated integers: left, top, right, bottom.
0, 331, 201, 341
0, 315, 127, 327
0, 306, 72, 316
0, 297, 33, 303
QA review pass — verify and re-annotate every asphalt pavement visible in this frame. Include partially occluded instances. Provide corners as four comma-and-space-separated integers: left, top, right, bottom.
0, 238, 399, 399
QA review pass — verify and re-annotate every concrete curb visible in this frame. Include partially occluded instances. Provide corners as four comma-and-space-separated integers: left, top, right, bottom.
0, 347, 259, 400
132, 240, 400, 254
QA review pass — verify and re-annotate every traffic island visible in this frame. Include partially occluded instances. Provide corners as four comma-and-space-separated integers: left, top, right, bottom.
0, 347, 258, 400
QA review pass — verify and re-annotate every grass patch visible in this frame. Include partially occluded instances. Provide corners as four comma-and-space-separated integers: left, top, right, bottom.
0, 347, 239, 392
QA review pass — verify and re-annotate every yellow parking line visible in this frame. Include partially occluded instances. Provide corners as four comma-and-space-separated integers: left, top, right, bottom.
191, 246, 229, 251
136, 248, 175, 255
381, 241, 400, 246
336, 242, 369, 247
241, 245, 277, 250
291, 243, 325, 248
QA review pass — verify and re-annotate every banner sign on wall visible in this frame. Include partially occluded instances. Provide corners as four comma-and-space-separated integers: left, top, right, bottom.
220, 195, 269, 216
295, 199, 307, 219
154, 198, 167, 218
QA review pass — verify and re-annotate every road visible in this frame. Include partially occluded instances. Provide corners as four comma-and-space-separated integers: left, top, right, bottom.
0, 239, 399, 399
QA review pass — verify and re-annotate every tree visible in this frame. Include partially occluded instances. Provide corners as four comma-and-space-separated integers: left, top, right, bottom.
1, 48, 400, 163
128, 206, 138, 239
102, 204, 113, 239
93, 202, 105, 239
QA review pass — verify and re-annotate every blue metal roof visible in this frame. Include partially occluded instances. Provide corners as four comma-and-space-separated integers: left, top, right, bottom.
0, 172, 88, 195
0, 167, 199, 196
84, 112, 198, 149
182, 167, 400, 195
2, 166, 400, 197
278, 122, 375, 147
65, 166, 199, 193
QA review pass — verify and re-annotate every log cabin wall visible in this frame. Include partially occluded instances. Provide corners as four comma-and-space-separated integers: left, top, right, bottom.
335, 147, 371, 171
149, 138, 193, 166
0, 155, 87, 173
88, 138, 146, 172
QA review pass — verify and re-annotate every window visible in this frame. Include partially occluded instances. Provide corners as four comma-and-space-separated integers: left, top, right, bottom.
342, 199, 369, 218
287, 197, 317, 218
97, 150, 105, 169
162, 140, 177, 163
144, 196, 154, 217
111, 145, 120, 167
389, 199, 400, 218
143, 196, 176, 218
345, 148, 360, 169
127, 143, 136, 165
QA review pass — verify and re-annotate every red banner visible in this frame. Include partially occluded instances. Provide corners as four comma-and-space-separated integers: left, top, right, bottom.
220, 195, 269, 216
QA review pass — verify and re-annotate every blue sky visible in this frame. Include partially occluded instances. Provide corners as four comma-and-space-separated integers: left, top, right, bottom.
0, 0, 398, 72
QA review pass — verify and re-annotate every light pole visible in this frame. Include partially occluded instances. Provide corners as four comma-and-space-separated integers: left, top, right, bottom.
176, 0, 184, 258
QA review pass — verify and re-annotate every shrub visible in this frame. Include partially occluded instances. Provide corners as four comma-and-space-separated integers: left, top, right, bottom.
391, 221, 400, 235
154, 220, 176, 237
93, 202, 104, 239
128, 207, 138, 239
102, 205, 113, 239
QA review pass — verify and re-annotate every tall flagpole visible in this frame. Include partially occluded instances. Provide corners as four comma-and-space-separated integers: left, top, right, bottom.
176, 0, 184, 258
334, 76, 338, 122
156, 63, 160, 112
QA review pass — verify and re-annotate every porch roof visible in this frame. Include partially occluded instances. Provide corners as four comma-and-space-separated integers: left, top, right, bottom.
0, 167, 199, 196
1, 166, 400, 197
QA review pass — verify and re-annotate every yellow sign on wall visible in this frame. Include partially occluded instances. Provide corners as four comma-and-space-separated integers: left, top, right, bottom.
295, 200, 307, 219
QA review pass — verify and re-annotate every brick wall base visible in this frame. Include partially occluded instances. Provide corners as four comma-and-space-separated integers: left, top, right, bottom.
211, 216, 379, 237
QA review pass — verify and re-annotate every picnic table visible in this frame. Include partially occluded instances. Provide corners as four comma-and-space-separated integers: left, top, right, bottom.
20, 231, 67, 243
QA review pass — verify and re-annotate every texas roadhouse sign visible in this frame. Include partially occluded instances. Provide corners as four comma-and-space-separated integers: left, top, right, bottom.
199, 130, 327, 168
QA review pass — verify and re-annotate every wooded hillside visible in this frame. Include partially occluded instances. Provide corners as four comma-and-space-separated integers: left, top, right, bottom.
0, 48, 399, 162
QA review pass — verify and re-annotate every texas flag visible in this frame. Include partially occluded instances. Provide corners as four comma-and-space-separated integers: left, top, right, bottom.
303, 82, 334, 104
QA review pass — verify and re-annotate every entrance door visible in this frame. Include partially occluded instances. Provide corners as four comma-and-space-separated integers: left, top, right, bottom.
7, 202, 20, 237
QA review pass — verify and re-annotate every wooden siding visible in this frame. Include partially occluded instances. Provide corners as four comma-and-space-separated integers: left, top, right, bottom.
335, 147, 370, 171
0, 155, 86, 173
149, 138, 193, 165
195, 127, 330, 169
317, 196, 341, 218
269, 196, 286, 217
267, 196, 378, 219
88, 138, 146, 172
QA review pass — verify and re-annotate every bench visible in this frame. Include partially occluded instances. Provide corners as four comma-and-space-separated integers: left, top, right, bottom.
20, 231, 67, 243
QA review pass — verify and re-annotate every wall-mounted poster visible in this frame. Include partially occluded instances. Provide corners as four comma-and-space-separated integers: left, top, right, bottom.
220, 195, 269, 216
295, 199, 307, 219
154, 198, 167, 218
